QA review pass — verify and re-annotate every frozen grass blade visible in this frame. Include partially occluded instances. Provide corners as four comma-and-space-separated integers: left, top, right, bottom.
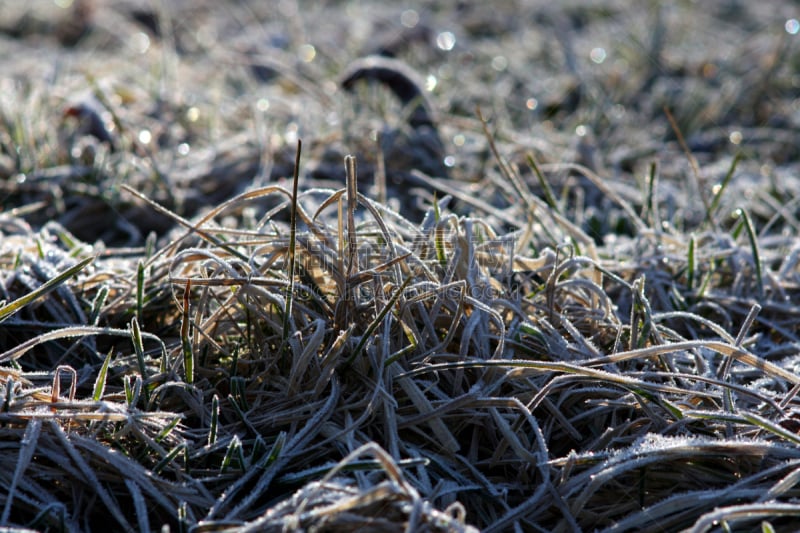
88, 284, 108, 326
644, 161, 659, 228
50, 420, 132, 530
1, 419, 42, 524
527, 151, 560, 213
707, 151, 742, 225
345, 154, 359, 278
687, 234, 696, 292
125, 479, 150, 533
282, 140, 302, 359
181, 280, 194, 384
136, 259, 145, 325
0, 255, 94, 323
0, 325, 164, 364
688, 503, 800, 533
129, 317, 150, 402
153, 443, 187, 475
208, 394, 219, 446
734, 207, 764, 298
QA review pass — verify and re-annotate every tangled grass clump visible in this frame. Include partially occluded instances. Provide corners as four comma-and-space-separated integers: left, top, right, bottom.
3, 135, 800, 531
3, 1, 800, 531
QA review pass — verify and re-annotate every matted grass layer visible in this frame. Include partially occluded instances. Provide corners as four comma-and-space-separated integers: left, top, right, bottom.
2, 1, 800, 531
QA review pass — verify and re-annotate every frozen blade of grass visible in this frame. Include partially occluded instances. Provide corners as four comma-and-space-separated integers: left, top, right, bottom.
0, 325, 164, 364
181, 280, 193, 384
643, 161, 659, 228
125, 479, 150, 533
688, 503, 800, 533
543, 161, 649, 236
282, 140, 302, 359
155, 416, 182, 445
1, 418, 41, 524
274, 457, 430, 487
73, 431, 209, 516
288, 318, 325, 394
208, 394, 219, 447
124, 374, 142, 407
763, 463, 800, 500
52, 365, 77, 403
344, 154, 359, 278
687, 234, 696, 292
49, 420, 133, 530
294, 442, 417, 517
153, 442, 187, 475
735, 207, 764, 298
314, 325, 353, 396
227, 382, 339, 519
120, 184, 251, 264
707, 151, 743, 225
0, 254, 94, 323
739, 412, 800, 446
88, 284, 108, 326
478, 108, 537, 227
136, 259, 145, 325
220, 434, 243, 473
410, 169, 533, 230
581, 340, 800, 385
718, 303, 761, 381
129, 317, 150, 402
527, 151, 560, 213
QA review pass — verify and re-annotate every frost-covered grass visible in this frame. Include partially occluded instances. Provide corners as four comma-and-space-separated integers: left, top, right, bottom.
2, 1, 800, 531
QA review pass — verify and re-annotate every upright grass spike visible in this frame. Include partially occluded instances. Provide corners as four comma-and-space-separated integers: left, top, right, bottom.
208, 394, 219, 446
734, 207, 764, 298
130, 316, 150, 404
644, 160, 660, 229
345, 154, 359, 278
181, 280, 193, 384
281, 139, 302, 364
687, 234, 696, 292
527, 151, 560, 213
706, 152, 743, 226
136, 259, 145, 325
89, 284, 108, 326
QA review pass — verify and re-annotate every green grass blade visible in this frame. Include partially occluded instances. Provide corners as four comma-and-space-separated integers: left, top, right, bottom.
736, 208, 764, 298
130, 317, 148, 382
707, 151, 743, 224
208, 394, 219, 446
0, 255, 94, 323
153, 443, 187, 475
527, 151, 560, 213
136, 259, 145, 325
92, 348, 114, 401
